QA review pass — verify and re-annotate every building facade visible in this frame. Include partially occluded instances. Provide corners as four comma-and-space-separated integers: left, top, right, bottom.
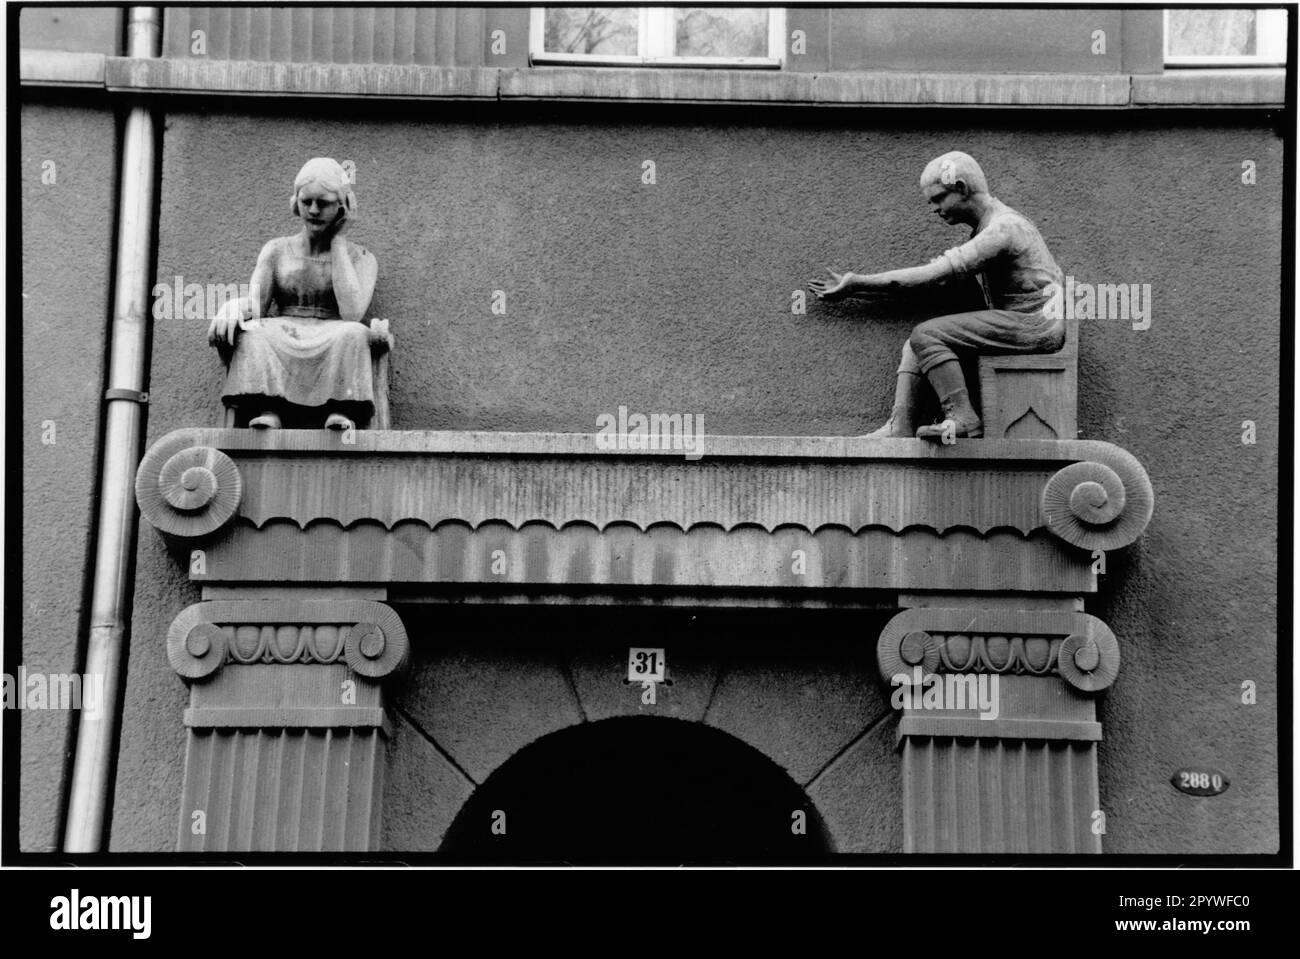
16, 4, 1285, 858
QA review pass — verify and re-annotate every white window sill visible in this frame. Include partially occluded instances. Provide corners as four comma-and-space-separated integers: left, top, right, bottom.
18, 53, 1287, 108
1132, 68, 1285, 105
530, 54, 782, 69
1164, 58, 1287, 68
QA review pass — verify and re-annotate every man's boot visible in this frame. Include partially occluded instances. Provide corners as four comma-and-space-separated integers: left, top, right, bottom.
915, 359, 983, 440
863, 371, 921, 438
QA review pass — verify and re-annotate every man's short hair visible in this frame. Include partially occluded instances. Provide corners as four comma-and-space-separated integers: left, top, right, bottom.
920, 151, 989, 195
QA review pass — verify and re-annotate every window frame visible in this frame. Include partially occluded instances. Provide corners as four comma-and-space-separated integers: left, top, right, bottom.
529, 6, 786, 68
1163, 7, 1288, 67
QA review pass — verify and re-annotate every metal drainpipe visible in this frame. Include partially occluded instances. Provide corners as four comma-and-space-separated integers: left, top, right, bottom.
63, 6, 162, 853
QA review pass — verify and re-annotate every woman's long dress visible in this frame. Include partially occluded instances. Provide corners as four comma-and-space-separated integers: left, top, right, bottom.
222, 237, 374, 416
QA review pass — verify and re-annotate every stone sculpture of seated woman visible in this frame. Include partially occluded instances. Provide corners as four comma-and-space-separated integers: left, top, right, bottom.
208, 157, 382, 431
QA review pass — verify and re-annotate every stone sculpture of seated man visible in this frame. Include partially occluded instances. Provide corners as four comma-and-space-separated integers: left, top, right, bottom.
208, 157, 380, 431
810, 151, 1065, 441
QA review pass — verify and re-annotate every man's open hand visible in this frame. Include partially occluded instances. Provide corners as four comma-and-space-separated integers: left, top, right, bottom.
809, 268, 855, 302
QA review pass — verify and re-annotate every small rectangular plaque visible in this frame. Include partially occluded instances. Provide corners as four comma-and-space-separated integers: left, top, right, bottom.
627, 648, 666, 683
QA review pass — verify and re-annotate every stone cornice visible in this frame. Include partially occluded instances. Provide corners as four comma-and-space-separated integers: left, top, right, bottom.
135, 429, 1154, 557
138, 426, 1143, 461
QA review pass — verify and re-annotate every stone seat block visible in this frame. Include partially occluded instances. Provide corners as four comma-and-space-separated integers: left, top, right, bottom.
977, 312, 1078, 440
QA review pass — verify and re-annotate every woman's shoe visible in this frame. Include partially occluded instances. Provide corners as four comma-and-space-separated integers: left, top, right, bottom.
324, 412, 355, 431
249, 411, 282, 429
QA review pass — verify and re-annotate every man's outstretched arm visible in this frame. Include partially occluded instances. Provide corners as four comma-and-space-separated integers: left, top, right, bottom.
809, 256, 954, 301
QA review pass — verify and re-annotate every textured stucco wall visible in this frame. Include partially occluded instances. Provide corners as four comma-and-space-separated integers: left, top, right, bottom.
19, 101, 118, 851
824, 8, 1127, 74
786, 8, 1162, 75
110, 101, 1281, 855
19, 6, 122, 54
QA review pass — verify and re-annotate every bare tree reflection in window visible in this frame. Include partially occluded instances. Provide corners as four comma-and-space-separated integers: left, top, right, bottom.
545, 7, 639, 55
1167, 9, 1256, 56
675, 7, 767, 57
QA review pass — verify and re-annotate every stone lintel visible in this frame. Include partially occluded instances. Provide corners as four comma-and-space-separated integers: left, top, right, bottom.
199, 522, 1095, 593
386, 587, 905, 609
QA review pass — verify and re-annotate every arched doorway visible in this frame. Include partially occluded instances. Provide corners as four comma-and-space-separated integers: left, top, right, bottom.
439, 716, 833, 863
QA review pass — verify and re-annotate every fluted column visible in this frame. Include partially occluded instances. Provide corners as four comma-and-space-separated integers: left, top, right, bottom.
168, 598, 408, 851
877, 607, 1120, 853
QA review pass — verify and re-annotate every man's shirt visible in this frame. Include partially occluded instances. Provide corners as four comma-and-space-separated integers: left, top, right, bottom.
935, 198, 1063, 313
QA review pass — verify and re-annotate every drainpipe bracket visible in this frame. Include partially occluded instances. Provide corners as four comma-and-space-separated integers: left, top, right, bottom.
105, 387, 150, 404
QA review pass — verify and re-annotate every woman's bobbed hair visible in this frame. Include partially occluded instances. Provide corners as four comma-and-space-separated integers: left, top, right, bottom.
290, 157, 357, 219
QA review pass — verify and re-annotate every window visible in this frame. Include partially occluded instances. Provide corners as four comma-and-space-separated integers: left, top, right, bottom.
530, 7, 785, 67
1164, 8, 1287, 66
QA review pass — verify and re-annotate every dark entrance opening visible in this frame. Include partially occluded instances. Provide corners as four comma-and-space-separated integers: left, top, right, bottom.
439, 716, 832, 864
